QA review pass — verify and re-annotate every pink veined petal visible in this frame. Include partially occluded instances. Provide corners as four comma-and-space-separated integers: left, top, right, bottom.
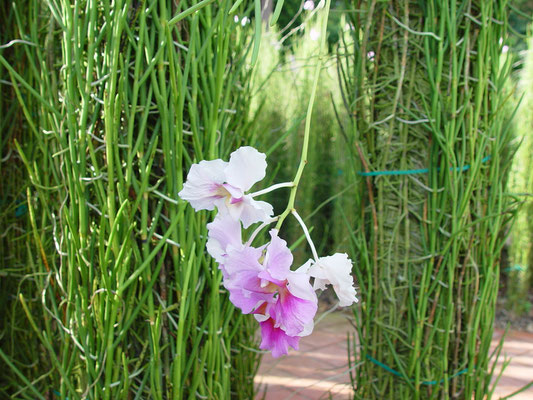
225, 146, 267, 192
259, 318, 300, 358
206, 213, 242, 264
224, 270, 272, 314
178, 159, 228, 211
223, 246, 275, 313
270, 288, 317, 337
263, 230, 293, 281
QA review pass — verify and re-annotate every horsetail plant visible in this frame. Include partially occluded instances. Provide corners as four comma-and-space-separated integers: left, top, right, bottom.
338, 1, 518, 398
0, 0, 357, 397
0, 0, 276, 398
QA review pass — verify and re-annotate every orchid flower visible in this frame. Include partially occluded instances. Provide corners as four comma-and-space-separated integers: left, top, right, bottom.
306, 253, 358, 307
221, 230, 317, 356
178, 146, 274, 228
180, 144, 359, 358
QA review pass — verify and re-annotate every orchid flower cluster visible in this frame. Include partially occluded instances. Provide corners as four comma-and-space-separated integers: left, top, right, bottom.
178, 146, 357, 357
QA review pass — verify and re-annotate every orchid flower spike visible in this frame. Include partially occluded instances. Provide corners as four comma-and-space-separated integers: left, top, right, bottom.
178, 146, 274, 228
306, 253, 358, 307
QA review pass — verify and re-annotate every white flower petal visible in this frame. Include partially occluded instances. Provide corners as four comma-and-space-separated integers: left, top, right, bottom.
206, 213, 242, 263
298, 320, 314, 337
178, 159, 228, 211
308, 253, 358, 306
286, 271, 317, 303
225, 146, 267, 192
312, 277, 328, 292
221, 183, 244, 199
296, 259, 314, 274
237, 197, 274, 228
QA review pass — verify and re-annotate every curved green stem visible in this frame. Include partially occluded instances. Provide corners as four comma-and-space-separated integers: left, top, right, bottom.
275, 0, 332, 230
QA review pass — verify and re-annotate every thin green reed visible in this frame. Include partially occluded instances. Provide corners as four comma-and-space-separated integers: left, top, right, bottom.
1, 1, 262, 398
339, 1, 517, 398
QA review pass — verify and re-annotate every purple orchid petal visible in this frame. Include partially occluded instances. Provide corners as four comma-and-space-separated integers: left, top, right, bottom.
259, 318, 300, 358
224, 273, 273, 314
223, 245, 263, 276
269, 287, 317, 337
263, 230, 293, 281
222, 246, 275, 313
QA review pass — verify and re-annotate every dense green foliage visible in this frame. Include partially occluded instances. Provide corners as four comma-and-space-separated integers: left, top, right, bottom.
1, 0, 530, 399
0, 1, 261, 398
338, 1, 517, 398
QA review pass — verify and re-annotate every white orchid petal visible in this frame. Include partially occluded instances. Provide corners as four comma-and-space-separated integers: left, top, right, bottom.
222, 183, 244, 199
312, 277, 328, 292
178, 159, 228, 211
310, 253, 358, 306
298, 320, 314, 337
296, 259, 314, 274
286, 271, 317, 303
225, 146, 267, 192
237, 197, 274, 228
206, 214, 242, 263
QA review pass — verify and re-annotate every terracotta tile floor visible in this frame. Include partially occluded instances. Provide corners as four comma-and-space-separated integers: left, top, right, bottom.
255, 312, 533, 399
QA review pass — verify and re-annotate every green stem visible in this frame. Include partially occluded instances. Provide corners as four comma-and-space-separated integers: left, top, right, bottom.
275, 0, 331, 230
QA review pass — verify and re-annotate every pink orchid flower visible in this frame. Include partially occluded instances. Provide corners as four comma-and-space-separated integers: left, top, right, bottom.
221, 230, 317, 356
178, 146, 274, 228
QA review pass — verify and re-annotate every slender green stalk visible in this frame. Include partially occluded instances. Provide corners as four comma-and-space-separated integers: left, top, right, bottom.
275, 0, 332, 230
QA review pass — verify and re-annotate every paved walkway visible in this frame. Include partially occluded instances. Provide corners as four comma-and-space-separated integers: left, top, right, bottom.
255, 312, 533, 399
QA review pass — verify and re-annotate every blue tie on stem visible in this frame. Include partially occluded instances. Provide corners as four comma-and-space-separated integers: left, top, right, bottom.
357, 156, 491, 177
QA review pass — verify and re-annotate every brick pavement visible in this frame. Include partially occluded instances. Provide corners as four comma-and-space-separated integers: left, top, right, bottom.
255, 312, 533, 399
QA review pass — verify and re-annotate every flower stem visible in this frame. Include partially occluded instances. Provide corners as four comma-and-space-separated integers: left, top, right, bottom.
249, 182, 294, 197
246, 217, 278, 246
291, 209, 319, 262
275, 0, 332, 230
